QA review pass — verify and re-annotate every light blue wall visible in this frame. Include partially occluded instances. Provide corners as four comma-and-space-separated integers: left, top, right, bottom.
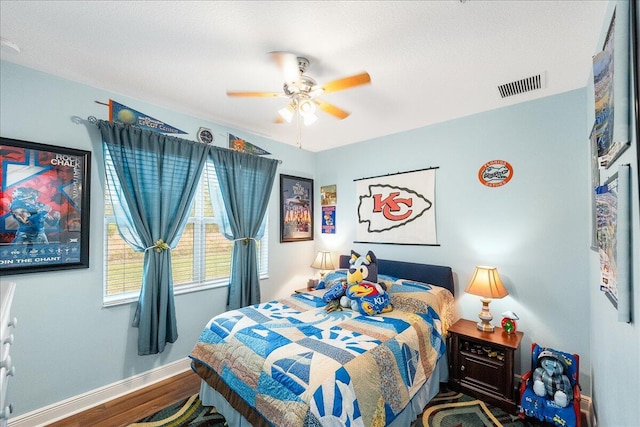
3, 4, 640, 419
587, 2, 640, 426
0, 60, 317, 417
314, 89, 593, 393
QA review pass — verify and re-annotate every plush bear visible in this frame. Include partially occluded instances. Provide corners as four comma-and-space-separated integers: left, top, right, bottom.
532, 351, 573, 408
323, 250, 392, 315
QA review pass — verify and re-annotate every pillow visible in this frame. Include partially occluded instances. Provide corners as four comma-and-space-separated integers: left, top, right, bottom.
377, 273, 399, 289
388, 279, 455, 332
388, 279, 433, 293
316, 269, 347, 290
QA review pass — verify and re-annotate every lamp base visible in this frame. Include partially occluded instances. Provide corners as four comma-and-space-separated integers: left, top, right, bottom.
476, 297, 495, 332
476, 320, 495, 332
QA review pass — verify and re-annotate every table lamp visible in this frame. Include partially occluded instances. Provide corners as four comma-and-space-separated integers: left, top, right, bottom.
311, 251, 334, 279
465, 266, 508, 332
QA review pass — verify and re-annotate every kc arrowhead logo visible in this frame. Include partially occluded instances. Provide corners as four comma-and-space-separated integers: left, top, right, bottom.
358, 184, 433, 233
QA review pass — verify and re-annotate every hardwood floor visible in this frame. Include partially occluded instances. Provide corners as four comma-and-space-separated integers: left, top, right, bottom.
46, 369, 202, 427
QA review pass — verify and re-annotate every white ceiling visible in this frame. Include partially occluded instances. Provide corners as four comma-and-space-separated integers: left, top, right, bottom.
0, 1, 608, 152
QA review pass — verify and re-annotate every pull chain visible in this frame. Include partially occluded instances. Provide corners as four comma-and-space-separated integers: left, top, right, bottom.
295, 111, 302, 149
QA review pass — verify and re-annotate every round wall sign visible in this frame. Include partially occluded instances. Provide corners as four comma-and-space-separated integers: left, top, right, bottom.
197, 127, 214, 145
478, 160, 513, 187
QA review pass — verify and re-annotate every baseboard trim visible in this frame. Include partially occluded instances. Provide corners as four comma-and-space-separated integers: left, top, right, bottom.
8, 357, 192, 427
581, 395, 595, 427
9, 361, 594, 427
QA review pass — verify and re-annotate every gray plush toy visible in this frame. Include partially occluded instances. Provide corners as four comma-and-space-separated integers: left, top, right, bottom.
532, 351, 573, 408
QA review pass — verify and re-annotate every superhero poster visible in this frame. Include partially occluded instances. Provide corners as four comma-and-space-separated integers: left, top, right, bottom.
0, 138, 91, 275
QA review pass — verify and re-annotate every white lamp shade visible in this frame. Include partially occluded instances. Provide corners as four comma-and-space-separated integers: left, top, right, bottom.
278, 104, 295, 123
303, 113, 318, 126
311, 251, 334, 270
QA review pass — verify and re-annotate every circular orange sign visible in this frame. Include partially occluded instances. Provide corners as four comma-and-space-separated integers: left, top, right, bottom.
478, 160, 513, 187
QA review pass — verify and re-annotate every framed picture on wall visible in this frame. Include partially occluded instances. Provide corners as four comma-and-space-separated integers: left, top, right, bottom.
590, 0, 638, 320
0, 137, 91, 275
280, 174, 314, 242
632, 0, 640, 210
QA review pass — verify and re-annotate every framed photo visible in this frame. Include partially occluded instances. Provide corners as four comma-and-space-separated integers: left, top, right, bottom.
280, 174, 313, 242
320, 184, 337, 206
0, 137, 91, 275
591, 1, 638, 319
632, 0, 640, 210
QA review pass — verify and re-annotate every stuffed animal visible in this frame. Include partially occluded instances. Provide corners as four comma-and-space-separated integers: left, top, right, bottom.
532, 350, 573, 408
323, 250, 392, 315
343, 280, 392, 315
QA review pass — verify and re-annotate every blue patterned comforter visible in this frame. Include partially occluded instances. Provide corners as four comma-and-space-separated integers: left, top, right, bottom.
190, 282, 454, 426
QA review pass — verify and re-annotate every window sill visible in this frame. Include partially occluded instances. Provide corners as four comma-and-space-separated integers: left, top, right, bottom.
102, 274, 269, 308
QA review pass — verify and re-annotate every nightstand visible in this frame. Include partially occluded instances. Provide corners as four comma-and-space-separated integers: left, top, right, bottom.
448, 318, 523, 414
294, 288, 314, 294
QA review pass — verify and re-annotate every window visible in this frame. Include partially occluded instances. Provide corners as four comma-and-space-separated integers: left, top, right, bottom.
103, 158, 269, 306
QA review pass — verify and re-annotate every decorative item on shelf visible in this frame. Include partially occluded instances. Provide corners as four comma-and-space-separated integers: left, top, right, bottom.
311, 250, 335, 280
465, 266, 509, 332
307, 278, 319, 291
501, 310, 519, 334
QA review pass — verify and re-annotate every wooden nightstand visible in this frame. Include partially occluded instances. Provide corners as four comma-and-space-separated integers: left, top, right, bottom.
448, 318, 523, 414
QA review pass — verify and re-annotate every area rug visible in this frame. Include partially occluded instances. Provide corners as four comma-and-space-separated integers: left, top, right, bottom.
129, 394, 227, 427
132, 390, 553, 427
416, 388, 551, 427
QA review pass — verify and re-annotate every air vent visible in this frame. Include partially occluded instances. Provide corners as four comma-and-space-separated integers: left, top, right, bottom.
497, 73, 546, 98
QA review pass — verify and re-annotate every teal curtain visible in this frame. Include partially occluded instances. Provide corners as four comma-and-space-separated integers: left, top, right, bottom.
98, 120, 208, 355
208, 147, 278, 310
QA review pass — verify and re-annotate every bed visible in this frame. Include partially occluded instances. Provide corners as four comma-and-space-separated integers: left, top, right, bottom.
189, 255, 455, 426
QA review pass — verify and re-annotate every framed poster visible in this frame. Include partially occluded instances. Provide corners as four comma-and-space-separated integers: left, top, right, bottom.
592, 10, 619, 168
321, 184, 337, 205
321, 184, 337, 234
595, 166, 631, 323
632, 0, 640, 211
322, 205, 336, 234
280, 174, 313, 242
590, 124, 600, 251
590, 1, 638, 319
0, 137, 91, 275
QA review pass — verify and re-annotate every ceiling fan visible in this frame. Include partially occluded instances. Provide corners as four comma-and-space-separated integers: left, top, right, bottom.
226, 52, 371, 126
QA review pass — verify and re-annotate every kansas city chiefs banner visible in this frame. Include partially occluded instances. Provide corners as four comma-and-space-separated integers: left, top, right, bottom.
355, 168, 437, 245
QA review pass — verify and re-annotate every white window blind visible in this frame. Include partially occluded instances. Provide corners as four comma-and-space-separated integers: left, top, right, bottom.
103, 154, 268, 306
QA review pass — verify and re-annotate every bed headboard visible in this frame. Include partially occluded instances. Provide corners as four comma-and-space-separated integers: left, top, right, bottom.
339, 255, 455, 296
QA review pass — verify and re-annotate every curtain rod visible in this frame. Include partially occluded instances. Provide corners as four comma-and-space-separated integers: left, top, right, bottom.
354, 166, 439, 182
87, 116, 282, 164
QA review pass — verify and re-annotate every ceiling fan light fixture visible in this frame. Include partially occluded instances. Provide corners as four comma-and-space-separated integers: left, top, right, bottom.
308, 87, 324, 98
278, 104, 295, 123
298, 99, 316, 116
303, 113, 318, 126
227, 53, 371, 127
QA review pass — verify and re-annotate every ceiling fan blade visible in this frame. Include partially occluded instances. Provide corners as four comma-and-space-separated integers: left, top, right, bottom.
226, 91, 283, 98
270, 51, 301, 83
321, 72, 371, 94
314, 98, 351, 120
